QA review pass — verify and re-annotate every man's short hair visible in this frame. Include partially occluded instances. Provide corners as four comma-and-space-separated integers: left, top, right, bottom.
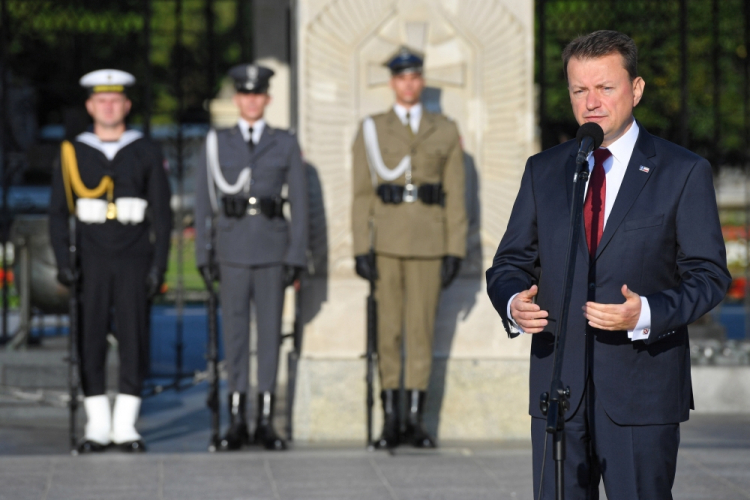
562, 30, 638, 82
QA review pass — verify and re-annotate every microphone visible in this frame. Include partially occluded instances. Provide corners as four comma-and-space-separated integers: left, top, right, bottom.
575, 122, 604, 166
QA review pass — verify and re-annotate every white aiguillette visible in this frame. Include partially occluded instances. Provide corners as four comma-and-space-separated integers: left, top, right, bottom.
205, 128, 252, 213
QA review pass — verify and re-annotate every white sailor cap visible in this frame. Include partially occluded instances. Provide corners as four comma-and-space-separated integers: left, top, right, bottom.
79, 69, 136, 94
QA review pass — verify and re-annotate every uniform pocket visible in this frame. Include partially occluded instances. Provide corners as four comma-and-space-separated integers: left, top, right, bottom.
624, 214, 664, 231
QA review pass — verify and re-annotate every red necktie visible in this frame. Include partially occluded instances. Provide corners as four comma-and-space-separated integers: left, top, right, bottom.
583, 148, 612, 258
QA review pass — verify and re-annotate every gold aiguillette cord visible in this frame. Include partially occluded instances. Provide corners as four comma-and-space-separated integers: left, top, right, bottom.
61, 140, 116, 219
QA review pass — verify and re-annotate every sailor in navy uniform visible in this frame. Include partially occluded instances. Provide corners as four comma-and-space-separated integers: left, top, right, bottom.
194, 64, 308, 451
49, 69, 172, 453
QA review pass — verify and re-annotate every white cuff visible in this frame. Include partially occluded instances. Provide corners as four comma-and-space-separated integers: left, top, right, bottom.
506, 293, 526, 335
628, 296, 651, 341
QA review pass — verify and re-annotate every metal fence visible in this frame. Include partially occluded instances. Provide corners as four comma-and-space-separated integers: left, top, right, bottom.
0, 0, 261, 384
537, 0, 749, 168
1, 1, 749, 349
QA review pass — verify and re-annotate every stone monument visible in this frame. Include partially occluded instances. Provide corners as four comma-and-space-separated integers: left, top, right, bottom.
292, 0, 537, 441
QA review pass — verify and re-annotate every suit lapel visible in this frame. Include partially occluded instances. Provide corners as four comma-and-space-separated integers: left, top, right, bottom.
594, 127, 657, 259
252, 125, 278, 162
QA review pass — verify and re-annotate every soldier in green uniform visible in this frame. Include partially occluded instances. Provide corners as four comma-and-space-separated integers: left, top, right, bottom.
351, 47, 467, 449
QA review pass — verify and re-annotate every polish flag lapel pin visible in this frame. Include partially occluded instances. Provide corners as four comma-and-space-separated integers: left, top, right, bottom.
639, 165, 650, 173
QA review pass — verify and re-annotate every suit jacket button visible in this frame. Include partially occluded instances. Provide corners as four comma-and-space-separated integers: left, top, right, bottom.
588, 283, 596, 290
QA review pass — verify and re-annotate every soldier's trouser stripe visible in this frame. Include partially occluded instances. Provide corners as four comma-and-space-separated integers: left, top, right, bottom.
375, 254, 442, 390
79, 253, 150, 397
219, 262, 285, 394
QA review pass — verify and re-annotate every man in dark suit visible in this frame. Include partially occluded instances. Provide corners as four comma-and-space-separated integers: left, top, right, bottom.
194, 64, 308, 451
486, 31, 730, 499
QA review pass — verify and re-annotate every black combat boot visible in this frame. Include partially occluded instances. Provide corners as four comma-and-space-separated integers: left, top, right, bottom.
219, 392, 250, 451
403, 390, 436, 448
254, 392, 287, 450
77, 440, 109, 454
374, 389, 400, 449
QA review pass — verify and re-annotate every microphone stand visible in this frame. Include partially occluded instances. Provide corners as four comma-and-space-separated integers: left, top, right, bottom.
539, 155, 590, 500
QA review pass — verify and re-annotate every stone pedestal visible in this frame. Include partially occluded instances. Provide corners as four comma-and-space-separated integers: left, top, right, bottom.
291, 0, 536, 441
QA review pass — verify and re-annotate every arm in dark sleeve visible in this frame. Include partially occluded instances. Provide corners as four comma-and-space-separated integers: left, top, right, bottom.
194, 139, 211, 269
146, 145, 172, 274
284, 136, 309, 268
48, 153, 72, 271
485, 158, 540, 336
644, 159, 731, 344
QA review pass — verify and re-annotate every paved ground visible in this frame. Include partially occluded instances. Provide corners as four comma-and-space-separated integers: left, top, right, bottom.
1, 380, 749, 500
1, 320, 749, 499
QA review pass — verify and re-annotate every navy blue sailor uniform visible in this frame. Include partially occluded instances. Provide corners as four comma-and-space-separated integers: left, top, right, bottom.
49, 68, 172, 453
49, 130, 172, 398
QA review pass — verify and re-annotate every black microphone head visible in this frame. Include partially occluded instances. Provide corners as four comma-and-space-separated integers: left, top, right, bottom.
576, 122, 604, 150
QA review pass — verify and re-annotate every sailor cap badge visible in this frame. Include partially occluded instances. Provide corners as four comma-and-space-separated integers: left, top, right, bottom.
79, 69, 136, 94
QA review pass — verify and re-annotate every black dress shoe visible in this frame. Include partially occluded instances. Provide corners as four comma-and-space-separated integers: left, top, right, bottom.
254, 392, 287, 451
77, 440, 109, 454
117, 440, 147, 453
219, 422, 251, 451
403, 390, 436, 448
219, 392, 251, 451
374, 390, 400, 450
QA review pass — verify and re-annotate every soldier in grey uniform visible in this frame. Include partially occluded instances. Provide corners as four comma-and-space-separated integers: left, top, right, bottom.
194, 64, 308, 451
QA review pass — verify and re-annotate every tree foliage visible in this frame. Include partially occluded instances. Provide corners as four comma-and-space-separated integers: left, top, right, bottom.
538, 0, 748, 167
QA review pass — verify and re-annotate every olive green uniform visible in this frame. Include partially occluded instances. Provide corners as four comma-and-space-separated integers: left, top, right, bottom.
352, 109, 467, 390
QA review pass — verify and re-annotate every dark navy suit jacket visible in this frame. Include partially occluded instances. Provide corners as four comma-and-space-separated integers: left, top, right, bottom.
486, 125, 731, 426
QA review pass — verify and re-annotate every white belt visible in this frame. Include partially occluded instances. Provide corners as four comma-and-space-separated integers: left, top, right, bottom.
76, 197, 148, 224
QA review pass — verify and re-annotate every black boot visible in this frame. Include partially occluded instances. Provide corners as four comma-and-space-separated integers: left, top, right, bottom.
254, 392, 287, 450
403, 390, 436, 448
374, 389, 400, 449
219, 392, 250, 451
76, 440, 109, 454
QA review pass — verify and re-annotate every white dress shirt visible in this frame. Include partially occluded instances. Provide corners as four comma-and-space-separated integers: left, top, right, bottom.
507, 120, 652, 341
393, 103, 422, 134
238, 117, 265, 146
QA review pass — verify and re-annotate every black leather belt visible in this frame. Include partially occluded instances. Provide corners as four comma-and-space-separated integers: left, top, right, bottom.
376, 183, 445, 206
222, 196, 285, 219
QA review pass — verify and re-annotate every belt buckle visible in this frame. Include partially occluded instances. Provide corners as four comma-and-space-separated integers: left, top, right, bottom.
247, 196, 259, 216
403, 183, 417, 203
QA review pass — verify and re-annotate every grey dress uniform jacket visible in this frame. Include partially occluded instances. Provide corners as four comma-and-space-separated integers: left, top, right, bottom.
194, 124, 308, 269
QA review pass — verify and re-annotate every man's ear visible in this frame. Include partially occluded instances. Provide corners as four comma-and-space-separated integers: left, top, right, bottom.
632, 77, 645, 107
124, 99, 132, 117
85, 98, 94, 117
